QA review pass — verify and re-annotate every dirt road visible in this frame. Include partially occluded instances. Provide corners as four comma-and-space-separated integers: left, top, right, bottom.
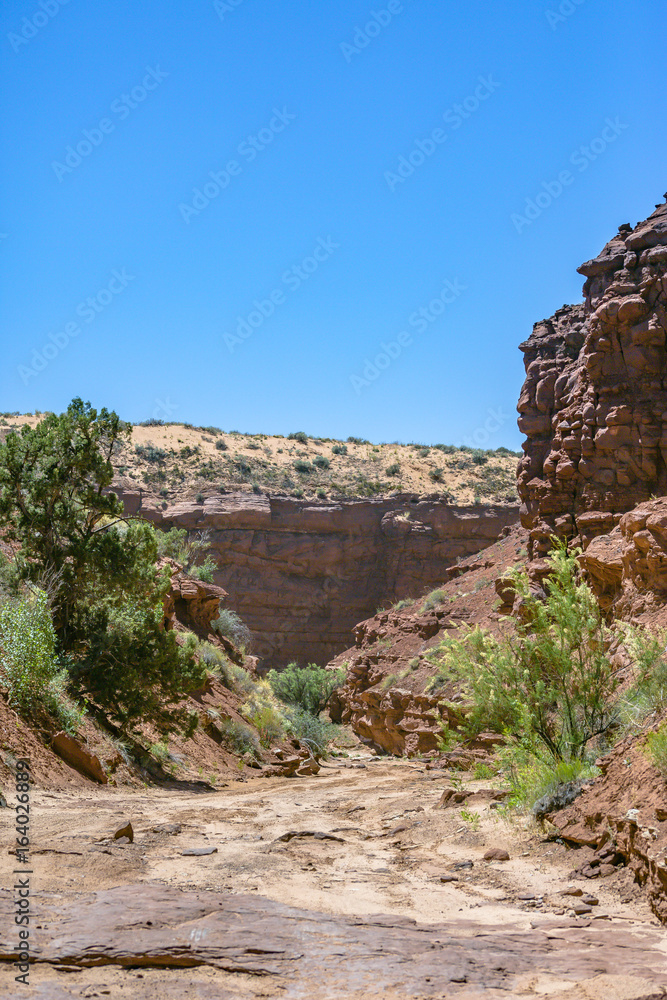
1, 753, 666, 998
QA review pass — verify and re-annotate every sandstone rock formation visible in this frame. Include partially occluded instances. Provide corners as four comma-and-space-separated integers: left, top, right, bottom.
579, 496, 667, 624
2, 883, 666, 997
548, 730, 667, 925
518, 198, 667, 559
328, 525, 528, 754
117, 488, 518, 670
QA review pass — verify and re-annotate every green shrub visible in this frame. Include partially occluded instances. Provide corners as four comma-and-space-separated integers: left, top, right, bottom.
347, 436, 369, 445
422, 588, 446, 611
135, 444, 167, 463
313, 455, 330, 470
429, 468, 444, 482
472, 451, 488, 465
386, 462, 401, 477
267, 662, 345, 715
215, 440, 228, 451
393, 597, 415, 611
498, 736, 598, 811
288, 431, 308, 444
211, 607, 251, 650
434, 444, 456, 454
645, 725, 667, 777
0, 591, 60, 710
436, 543, 620, 761
294, 459, 312, 474
284, 706, 337, 755
240, 683, 288, 747
218, 718, 260, 757
332, 444, 347, 456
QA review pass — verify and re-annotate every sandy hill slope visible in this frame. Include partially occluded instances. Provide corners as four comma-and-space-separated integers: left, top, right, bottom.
0, 414, 520, 505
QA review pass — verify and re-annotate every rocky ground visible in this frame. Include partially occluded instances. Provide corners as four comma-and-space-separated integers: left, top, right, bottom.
1, 751, 666, 999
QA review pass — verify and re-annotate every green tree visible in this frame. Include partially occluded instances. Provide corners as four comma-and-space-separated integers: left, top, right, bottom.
0, 400, 205, 735
437, 543, 620, 760
267, 662, 344, 716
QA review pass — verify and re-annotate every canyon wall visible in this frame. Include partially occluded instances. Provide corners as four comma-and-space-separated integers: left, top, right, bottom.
518, 197, 667, 559
116, 488, 518, 670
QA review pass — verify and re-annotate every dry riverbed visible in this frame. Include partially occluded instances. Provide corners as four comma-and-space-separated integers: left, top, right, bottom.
1, 753, 666, 999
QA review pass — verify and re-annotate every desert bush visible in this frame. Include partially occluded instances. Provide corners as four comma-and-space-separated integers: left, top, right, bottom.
313, 455, 330, 470
471, 450, 488, 465
332, 444, 347, 456
211, 606, 252, 650
645, 725, 667, 777
347, 436, 369, 445
267, 662, 344, 715
294, 459, 312, 474
218, 718, 260, 757
393, 597, 415, 611
436, 544, 620, 761
386, 462, 401, 477
429, 468, 444, 482
215, 440, 228, 451
434, 443, 456, 454
288, 431, 308, 444
135, 444, 167, 463
0, 591, 58, 709
498, 736, 598, 811
241, 682, 288, 747
284, 706, 338, 755
422, 588, 446, 612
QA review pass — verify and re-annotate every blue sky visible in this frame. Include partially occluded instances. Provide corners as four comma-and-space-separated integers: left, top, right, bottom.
1, 0, 665, 449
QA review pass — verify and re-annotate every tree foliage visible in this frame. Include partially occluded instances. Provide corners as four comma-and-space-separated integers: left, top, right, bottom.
437, 543, 620, 760
267, 662, 344, 716
0, 400, 206, 736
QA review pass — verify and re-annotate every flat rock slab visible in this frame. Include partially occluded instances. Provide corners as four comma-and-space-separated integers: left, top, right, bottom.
0, 884, 666, 999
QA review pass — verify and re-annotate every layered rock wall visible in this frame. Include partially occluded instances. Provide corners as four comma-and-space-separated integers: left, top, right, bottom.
117, 488, 518, 669
518, 198, 667, 557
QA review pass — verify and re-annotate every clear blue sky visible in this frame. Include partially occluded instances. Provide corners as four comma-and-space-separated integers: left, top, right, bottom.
1, 0, 665, 449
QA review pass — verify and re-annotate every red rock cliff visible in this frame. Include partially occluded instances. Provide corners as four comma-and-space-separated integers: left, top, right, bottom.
518, 197, 667, 558
116, 489, 518, 670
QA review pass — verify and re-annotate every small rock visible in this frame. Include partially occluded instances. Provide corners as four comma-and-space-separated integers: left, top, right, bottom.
599, 863, 616, 877
181, 847, 218, 856
152, 823, 182, 835
451, 860, 474, 871
114, 836, 131, 846
113, 822, 134, 843
517, 893, 535, 900
439, 874, 459, 883
582, 894, 598, 905
559, 887, 583, 897
572, 903, 592, 915
483, 848, 509, 862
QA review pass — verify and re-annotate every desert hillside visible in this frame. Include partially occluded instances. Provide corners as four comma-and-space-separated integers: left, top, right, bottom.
0, 415, 520, 505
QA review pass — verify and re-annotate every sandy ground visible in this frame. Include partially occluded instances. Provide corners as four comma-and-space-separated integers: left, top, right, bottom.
1, 753, 665, 998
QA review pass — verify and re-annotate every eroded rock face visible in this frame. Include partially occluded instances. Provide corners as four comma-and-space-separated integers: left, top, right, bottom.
548, 731, 667, 925
119, 489, 518, 670
579, 496, 667, 619
518, 198, 667, 558
2, 883, 666, 996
